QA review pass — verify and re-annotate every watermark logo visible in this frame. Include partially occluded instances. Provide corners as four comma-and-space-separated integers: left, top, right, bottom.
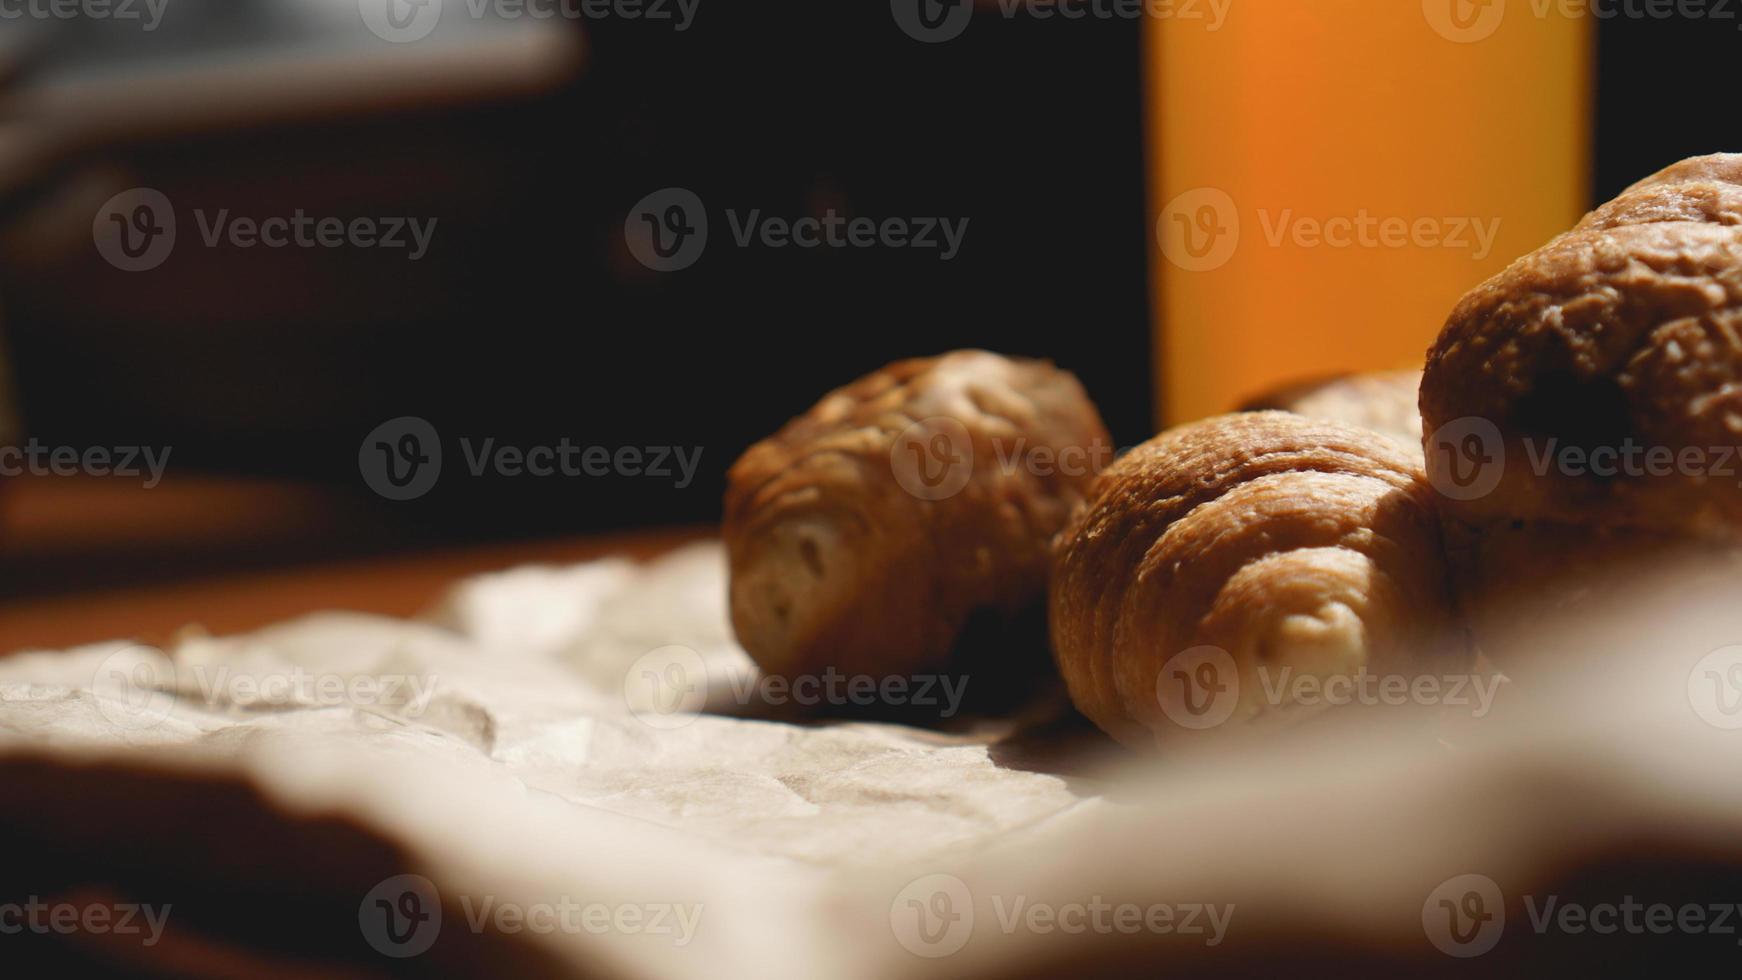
891, 0, 973, 42
1158, 187, 1239, 273
94, 188, 176, 272
623, 645, 710, 729
359, 874, 701, 956
626, 187, 969, 271
358, 417, 704, 500
891, 874, 975, 957
361, 0, 444, 42
626, 187, 709, 272
891, 416, 975, 501
91, 645, 178, 732
1690, 645, 1742, 730
1425, 875, 1742, 954
1423, 873, 1505, 957
1425, 416, 1505, 501
360, 874, 443, 958
889, 424, 1117, 501
1155, 651, 1503, 731
1160, 190, 1501, 272
1423, 0, 1506, 42
1156, 645, 1240, 730
360, 416, 444, 501
95, 190, 437, 269
1426, 419, 1742, 501
890, 875, 1233, 956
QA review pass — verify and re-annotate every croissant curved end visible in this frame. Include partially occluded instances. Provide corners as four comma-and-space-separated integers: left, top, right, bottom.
1050, 412, 1466, 749
725, 350, 1111, 687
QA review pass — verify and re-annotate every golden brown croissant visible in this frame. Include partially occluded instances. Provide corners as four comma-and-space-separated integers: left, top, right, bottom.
1420, 153, 1742, 672
724, 350, 1111, 685
1240, 369, 1424, 452
1049, 412, 1462, 749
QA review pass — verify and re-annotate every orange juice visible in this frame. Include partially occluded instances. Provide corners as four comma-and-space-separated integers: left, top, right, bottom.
1149, 0, 1591, 425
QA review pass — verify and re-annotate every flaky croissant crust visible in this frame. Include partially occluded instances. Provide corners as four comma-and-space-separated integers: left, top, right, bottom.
1241, 369, 1424, 452
725, 350, 1109, 680
1421, 152, 1742, 539
1050, 412, 1459, 748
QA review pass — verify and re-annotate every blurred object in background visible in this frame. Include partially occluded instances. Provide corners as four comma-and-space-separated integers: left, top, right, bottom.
0, 318, 18, 451
0, 0, 578, 139
0, 2, 1152, 550
0, 1, 1740, 615
0, 0, 589, 601
1593, 9, 1742, 200
1149, 0, 1591, 424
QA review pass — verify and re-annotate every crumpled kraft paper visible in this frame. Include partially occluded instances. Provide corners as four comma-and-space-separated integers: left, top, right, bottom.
3, 543, 1742, 977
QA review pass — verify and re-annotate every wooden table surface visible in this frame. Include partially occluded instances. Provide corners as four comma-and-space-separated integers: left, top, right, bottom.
0, 473, 710, 654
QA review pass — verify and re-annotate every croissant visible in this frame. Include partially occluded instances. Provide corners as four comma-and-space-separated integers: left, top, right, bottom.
1049, 412, 1462, 748
724, 350, 1111, 685
1420, 153, 1742, 672
1241, 370, 1424, 453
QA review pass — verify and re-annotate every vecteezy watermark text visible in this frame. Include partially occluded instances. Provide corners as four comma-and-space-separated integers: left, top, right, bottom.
1154, 646, 1502, 731
459, 895, 702, 945
1424, 0, 1742, 44
625, 187, 968, 272
0, 897, 172, 947
0, 440, 171, 488
1424, 416, 1742, 501
892, 0, 1231, 44
622, 646, 971, 729
724, 210, 968, 260
1521, 438, 1742, 483
359, 416, 703, 501
190, 665, 439, 715
94, 188, 437, 272
0, 0, 168, 29
360, 0, 699, 44
192, 210, 437, 260
358, 875, 701, 959
888, 416, 1119, 501
889, 874, 1233, 958
1158, 188, 1502, 273
90, 644, 442, 732
1424, 873, 1742, 958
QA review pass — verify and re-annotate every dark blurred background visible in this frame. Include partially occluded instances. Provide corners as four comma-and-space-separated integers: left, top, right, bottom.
0, 3, 1735, 625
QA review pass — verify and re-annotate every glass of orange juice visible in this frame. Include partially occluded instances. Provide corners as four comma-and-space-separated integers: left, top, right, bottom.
1148, 0, 1591, 425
